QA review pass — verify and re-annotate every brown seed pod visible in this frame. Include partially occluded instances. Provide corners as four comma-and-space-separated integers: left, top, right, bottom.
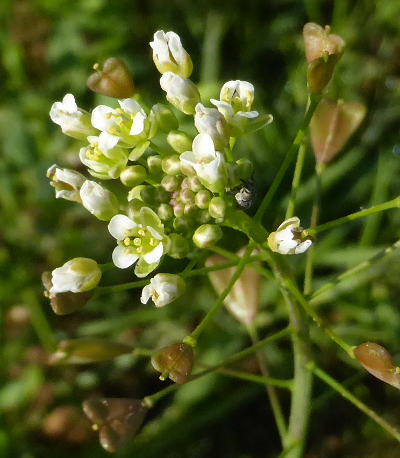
82, 398, 147, 453
354, 342, 400, 389
87, 57, 134, 98
151, 343, 194, 384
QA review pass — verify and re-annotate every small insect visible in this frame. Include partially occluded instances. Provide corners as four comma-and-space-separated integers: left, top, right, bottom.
234, 181, 257, 209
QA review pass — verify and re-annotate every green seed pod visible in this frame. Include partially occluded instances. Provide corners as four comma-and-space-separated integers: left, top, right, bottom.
168, 233, 190, 259
157, 203, 173, 221
167, 130, 193, 154
208, 196, 226, 219
49, 338, 133, 365
161, 175, 180, 192
193, 224, 223, 248
162, 154, 181, 175
147, 155, 162, 175
120, 165, 147, 187
195, 189, 212, 209
151, 343, 194, 384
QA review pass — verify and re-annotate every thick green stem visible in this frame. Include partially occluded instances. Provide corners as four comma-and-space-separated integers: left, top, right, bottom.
304, 196, 400, 237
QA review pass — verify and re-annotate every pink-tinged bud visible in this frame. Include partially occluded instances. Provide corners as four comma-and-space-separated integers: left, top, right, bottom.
87, 58, 134, 99
49, 338, 133, 365
151, 343, 194, 384
82, 398, 148, 453
354, 342, 400, 390
310, 98, 366, 163
303, 23, 345, 93
206, 247, 260, 325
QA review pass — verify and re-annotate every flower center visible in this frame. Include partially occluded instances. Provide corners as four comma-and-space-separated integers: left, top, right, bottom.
122, 226, 159, 255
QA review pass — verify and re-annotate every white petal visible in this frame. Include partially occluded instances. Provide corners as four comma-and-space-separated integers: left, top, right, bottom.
62, 94, 78, 113
140, 284, 153, 304
108, 214, 137, 240
119, 98, 141, 114
143, 242, 163, 264
91, 105, 115, 131
147, 226, 163, 240
180, 151, 197, 167
236, 110, 259, 119
130, 112, 146, 135
98, 131, 119, 151
112, 245, 139, 269
294, 239, 313, 254
192, 133, 216, 160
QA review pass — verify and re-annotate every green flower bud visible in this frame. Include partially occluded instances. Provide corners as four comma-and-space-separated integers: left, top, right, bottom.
151, 343, 194, 384
127, 199, 146, 218
147, 155, 162, 175
180, 188, 195, 204
197, 209, 211, 224
173, 216, 192, 233
162, 154, 181, 175
184, 203, 196, 215
168, 233, 190, 258
83, 398, 148, 453
193, 224, 223, 248
49, 338, 132, 364
161, 175, 180, 192
149, 103, 178, 133
157, 203, 173, 221
186, 176, 202, 192
141, 186, 169, 205
195, 189, 212, 209
180, 161, 196, 176
208, 196, 226, 219
120, 165, 147, 187
236, 158, 253, 181
87, 58, 134, 99
80, 180, 120, 221
167, 130, 193, 154
173, 203, 184, 218
160, 73, 200, 115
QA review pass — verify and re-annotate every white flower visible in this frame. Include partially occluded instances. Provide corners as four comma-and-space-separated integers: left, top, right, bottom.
150, 30, 193, 78
50, 94, 96, 139
220, 80, 255, 111
159, 72, 200, 115
91, 98, 149, 149
50, 258, 102, 294
141, 274, 185, 307
108, 208, 168, 277
180, 133, 228, 193
194, 103, 229, 150
46, 164, 86, 202
80, 180, 120, 221
267, 217, 313, 255
79, 132, 128, 179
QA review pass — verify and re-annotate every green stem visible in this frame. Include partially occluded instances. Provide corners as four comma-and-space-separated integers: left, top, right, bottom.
144, 326, 293, 407
309, 240, 400, 304
188, 242, 256, 342
285, 142, 307, 220
216, 367, 293, 390
304, 196, 400, 237
96, 279, 148, 294
311, 364, 400, 444
255, 94, 320, 223
98, 262, 115, 273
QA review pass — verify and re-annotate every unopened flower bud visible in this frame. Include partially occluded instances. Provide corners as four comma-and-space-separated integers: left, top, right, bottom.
193, 224, 222, 248
149, 103, 178, 133
141, 273, 186, 308
140, 186, 169, 205
50, 258, 101, 294
354, 342, 400, 390
160, 72, 200, 115
150, 30, 193, 78
49, 338, 132, 365
267, 217, 312, 255
303, 23, 345, 93
206, 247, 260, 325
167, 130, 193, 154
208, 196, 226, 219
180, 188, 195, 204
157, 203, 173, 221
194, 103, 229, 150
161, 175, 180, 192
186, 176, 202, 192
236, 158, 253, 181
162, 154, 181, 175
197, 209, 211, 224
173, 203, 184, 218
80, 180, 120, 221
184, 203, 196, 215
151, 343, 194, 384
82, 398, 148, 453
180, 161, 196, 176
173, 216, 192, 233
47, 165, 86, 203
120, 165, 147, 187
127, 199, 146, 218
147, 155, 162, 175
168, 233, 190, 259
310, 98, 366, 163
195, 189, 212, 209
42, 271, 92, 315
87, 57, 134, 99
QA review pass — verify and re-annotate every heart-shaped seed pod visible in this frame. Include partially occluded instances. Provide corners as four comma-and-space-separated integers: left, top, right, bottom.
354, 342, 400, 390
87, 57, 134, 98
151, 343, 194, 384
82, 398, 148, 453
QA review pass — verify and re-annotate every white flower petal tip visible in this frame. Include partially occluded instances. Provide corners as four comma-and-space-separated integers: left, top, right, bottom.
50, 258, 101, 294
267, 217, 313, 255
140, 274, 185, 307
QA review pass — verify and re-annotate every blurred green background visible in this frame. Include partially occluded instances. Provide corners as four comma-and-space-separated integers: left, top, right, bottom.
2, 0, 400, 456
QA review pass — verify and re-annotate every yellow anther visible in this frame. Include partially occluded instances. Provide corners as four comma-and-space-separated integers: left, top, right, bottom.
123, 237, 131, 246
149, 238, 157, 247
138, 229, 146, 237
133, 237, 141, 246
116, 116, 124, 126
115, 108, 124, 114
105, 113, 113, 119
136, 246, 143, 254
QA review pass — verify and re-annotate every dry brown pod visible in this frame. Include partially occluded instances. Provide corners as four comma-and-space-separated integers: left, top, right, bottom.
42, 406, 91, 444
151, 343, 194, 384
87, 57, 134, 98
354, 342, 400, 389
310, 98, 366, 164
82, 398, 148, 453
